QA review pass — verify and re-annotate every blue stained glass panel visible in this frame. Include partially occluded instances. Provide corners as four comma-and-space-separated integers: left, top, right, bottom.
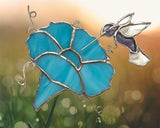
26, 32, 60, 59
26, 22, 114, 110
34, 73, 65, 110
40, 22, 73, 49
36, 54, 83, 94
80, 62, 114, 96
72, 29, 107, 61
61, 50, 81, 68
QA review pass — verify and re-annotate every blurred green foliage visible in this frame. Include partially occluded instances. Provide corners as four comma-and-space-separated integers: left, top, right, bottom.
0, 25, 160, 128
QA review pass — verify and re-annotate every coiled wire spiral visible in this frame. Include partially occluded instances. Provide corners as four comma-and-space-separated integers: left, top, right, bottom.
16, 5, 37, 93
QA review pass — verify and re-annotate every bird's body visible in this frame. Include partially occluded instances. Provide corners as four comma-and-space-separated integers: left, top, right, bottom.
116, 32, 136, 52
100, 13, 151, 66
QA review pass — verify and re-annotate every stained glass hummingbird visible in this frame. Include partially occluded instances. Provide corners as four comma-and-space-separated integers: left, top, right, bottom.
82, 13, 151, 66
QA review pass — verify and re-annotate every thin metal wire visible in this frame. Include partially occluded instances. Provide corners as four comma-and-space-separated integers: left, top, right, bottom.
79, 95, 87, 103
16, 61, 35, 93
81, 24, 118, 51
27, 5, 37, 34
81, 35, 103, 51
36, 30, 63, 51
78, 95, 106, 118
105, 37, 118, 54
36, 28, 109, 70
70, 27, 76, 48
72, 20, 81, 28
86, 96, 106, 118
33, 51, 86, 94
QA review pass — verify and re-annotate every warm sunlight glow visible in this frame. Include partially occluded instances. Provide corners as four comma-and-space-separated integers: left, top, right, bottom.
0, 0, 159, 29
77, 0, 160, 28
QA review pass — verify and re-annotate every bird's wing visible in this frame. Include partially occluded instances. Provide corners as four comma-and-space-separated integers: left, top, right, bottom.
119, 22, 151, 37
117, 13, 134, 25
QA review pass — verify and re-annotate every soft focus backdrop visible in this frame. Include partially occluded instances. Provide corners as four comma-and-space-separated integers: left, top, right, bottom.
0, 0, 160, 128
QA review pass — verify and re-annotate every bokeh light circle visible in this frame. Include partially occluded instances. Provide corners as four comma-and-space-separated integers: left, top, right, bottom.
61, 98, 71, 108
14, 121, 28, 128
102, 105, 121, 124
69, 106, 77, 115
131, 90, 142, 101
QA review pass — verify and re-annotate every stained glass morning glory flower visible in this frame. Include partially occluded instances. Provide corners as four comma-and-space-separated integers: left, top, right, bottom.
26, 22, 114, 111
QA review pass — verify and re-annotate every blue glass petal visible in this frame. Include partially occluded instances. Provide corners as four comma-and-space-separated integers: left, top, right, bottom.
26, 33, 60, 59
40, 22, 73, 49
61, 50, 81, 68
72, 29, 107, 61
80, 62, 114, 96
33, 73, 65, 110
36, 54, 83, 94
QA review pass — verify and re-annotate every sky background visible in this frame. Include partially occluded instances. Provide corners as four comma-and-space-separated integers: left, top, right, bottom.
0, 0, 160, 30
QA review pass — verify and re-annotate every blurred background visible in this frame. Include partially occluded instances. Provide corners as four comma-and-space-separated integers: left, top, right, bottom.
0, 0, 160, 128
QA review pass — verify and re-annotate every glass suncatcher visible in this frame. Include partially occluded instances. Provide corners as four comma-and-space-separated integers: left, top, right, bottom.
17, 6, 151, 116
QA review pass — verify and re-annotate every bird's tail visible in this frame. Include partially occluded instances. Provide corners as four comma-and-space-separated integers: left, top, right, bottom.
129, 47, 151, 66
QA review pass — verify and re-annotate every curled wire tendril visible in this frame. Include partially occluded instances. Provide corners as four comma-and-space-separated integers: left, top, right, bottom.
27, 5, 37, 34
72, 20, 81, 28
79, 95, 87, 103
16, 5, 37, 92
79, 95, 106, 118
105, 41, 118, 54
16, 61, 35, 93
86, 96, 106, 118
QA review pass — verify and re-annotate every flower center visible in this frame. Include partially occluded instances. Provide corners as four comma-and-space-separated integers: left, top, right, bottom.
61, 50, 81, 68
